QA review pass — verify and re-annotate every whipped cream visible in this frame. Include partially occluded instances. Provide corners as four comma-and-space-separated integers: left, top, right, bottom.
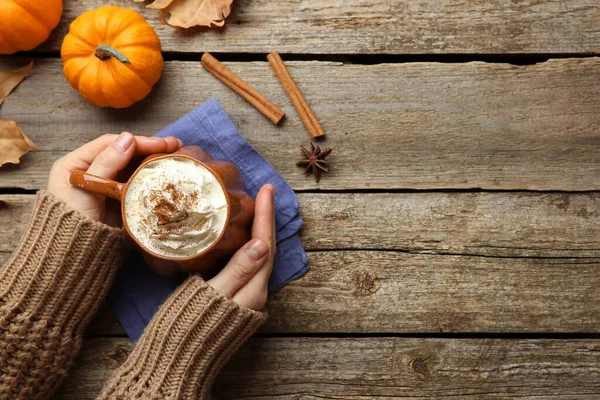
124, 157, 228, 258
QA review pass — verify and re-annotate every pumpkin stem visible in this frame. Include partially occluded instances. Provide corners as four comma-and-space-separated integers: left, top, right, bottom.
95, 44, 131, 64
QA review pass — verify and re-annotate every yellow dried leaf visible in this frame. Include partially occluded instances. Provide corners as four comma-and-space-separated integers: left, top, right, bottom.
0, 62, 33, 106
0, 119, 37, 167
141, 0, 233, 28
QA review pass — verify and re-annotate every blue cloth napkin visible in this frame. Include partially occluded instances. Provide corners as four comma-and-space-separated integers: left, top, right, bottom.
108, 99, 309, 342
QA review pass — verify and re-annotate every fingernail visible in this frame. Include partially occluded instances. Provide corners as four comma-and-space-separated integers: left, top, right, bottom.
114, 132, 134, 153
177, 139, 184, 148
245, 239, 269, 261
266, 184, 276, 198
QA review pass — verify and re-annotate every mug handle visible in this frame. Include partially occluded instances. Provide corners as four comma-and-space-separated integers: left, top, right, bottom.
69, 170, 125, 201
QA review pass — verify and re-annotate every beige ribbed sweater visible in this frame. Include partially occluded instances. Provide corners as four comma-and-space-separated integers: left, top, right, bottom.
0, 191, 265, 399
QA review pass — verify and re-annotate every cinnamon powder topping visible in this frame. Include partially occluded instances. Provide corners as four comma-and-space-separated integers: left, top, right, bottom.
142, 180, 206, 238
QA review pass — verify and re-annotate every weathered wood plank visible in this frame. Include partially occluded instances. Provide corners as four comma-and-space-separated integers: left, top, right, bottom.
299, 192, 600, 258
2, 193, 599, 258
45, 251, 600, 334
41, 0, 600, 55
0, 57, 599, 190
55, 337, 600, 399
5, 246, 600, 334
265, 251, 600, 333
3, 193, 599, 333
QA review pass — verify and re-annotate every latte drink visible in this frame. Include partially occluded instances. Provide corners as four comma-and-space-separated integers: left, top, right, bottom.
124, 157, 228, 258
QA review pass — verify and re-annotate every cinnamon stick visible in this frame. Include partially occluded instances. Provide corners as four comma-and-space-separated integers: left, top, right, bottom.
201, 53, 285, 125
267, 52, 325, 139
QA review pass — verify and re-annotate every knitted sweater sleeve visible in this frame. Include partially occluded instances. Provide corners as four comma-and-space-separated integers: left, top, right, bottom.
0, 191, 125, 399
98, 275, 266, 400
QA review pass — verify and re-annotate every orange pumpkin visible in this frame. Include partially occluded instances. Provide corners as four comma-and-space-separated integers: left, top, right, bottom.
61, 6, 163, 109
0, 0, 63, 54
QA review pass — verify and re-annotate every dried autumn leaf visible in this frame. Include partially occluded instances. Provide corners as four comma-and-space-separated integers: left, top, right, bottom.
0, 63, 36, 167
0, 119, 37, 166
0, 61, 33, 106
136, 0, 233, 28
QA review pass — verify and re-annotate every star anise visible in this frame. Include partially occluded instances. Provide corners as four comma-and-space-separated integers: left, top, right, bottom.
297, 143, 333, 182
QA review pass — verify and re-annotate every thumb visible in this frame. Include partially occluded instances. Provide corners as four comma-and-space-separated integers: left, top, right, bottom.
87, 132, 136, 179
207, 239, 270, 299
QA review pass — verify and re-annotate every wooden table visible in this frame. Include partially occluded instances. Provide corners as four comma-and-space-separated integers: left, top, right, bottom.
1, 0, 600, 398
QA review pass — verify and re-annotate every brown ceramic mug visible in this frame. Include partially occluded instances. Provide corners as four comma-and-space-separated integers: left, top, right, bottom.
69, 146, 255, 277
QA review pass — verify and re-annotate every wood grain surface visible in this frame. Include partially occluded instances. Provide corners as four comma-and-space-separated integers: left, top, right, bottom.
3, 193, 599, 333
7, 222, 600, 334
263, 251, 600, 333
2, 0, 599, 394
1, 58, 599, 190
64, 250, 600, 334
40, 0, 600, 55
55, 337, 600, 399
2, 192, 599, 258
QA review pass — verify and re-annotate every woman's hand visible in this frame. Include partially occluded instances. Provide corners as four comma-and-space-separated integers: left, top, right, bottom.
208, 184, 276, 311
47, 132, 182, 225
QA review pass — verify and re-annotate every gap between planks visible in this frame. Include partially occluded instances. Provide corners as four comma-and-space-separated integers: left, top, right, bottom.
8, 50, 600, 66
3, 188, 600, 195
87, 332, 600, 340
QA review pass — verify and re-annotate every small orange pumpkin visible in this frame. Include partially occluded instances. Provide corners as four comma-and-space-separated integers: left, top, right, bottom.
0, 0, 63, 54
61, 6, 163, 109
